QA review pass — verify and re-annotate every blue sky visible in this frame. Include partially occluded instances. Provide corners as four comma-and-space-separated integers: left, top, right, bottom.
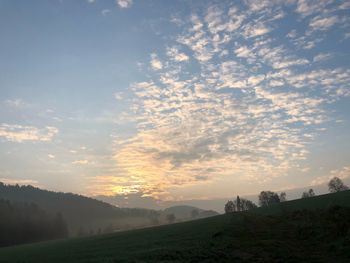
0, 0, 350, 204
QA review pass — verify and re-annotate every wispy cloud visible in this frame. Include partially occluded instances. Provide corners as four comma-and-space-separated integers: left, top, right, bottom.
0, 124, 58, 143
4, 99, 29, 109
309, 15, 339, 31
295, 0, 334, 18
72, 160, 90, 165
101, 9, 111, 16
313, 52, 333, 63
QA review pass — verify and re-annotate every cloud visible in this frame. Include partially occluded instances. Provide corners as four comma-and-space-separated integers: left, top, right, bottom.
234, 46, 255, 59
4, 99, 28, 109
101, 9, 111, 16
150, 53, 163, 70
116, 0, 132, 9
166, 47, 189, 62
295, 0, 334, 18
88, 2, 350, 199
48, 154, 55, 159
309, 15, 339, 31
72, 160, 90, 165
0, 124, 58, 143
114, 92, 124, 100
311, 166, 350, 186
243, 23, 271, 38
313, 53, 332, 63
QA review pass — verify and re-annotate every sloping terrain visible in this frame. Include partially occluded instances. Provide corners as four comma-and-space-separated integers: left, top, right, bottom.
0, 183, 216, 237
0, 190, 349, 263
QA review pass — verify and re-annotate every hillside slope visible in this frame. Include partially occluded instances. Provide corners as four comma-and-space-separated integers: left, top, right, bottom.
0, 183, 158, 236
0, 190, 349, 263
0, 183, 218, 237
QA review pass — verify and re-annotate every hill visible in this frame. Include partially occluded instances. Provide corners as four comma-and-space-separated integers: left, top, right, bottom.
0, 183, 217, 238
0, 190, 349, 262
0, 183, 161, 236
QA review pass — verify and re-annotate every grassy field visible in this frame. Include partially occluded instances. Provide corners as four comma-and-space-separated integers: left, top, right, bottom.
0, 190, 349, 263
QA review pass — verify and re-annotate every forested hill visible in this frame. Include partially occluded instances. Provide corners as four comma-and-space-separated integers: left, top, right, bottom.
0, 183, 218, 237
0, 199, 68, 247
0, 183, 160, 236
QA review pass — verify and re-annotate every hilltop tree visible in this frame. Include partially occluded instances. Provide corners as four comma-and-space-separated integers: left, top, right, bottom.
240, 198, 257, 211
224, 200, 235, 213
302, 189, 316, 198
279, 192, 287, 202
258, 191, 280, 207
236, 196, 241, 212
224, 198, 257, 213
328, 177, 349, 193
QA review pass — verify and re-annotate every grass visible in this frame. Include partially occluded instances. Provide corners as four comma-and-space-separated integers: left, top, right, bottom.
0, 190, 349, 263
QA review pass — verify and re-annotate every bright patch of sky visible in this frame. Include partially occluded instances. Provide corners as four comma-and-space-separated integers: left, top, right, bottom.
0, 0, 349, 202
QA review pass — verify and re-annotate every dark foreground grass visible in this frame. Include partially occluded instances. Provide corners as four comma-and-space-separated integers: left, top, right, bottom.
0, 190, 349, 263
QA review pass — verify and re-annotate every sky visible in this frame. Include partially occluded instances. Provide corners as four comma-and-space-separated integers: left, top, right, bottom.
0, 0, 350, 206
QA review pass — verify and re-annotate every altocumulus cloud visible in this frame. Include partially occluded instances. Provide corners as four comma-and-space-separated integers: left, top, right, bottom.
0, 124, 58, 143
90, 0, 350, 199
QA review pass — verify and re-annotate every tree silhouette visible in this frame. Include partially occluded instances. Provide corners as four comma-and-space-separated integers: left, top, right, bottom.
224, 198, 257, 213
236, 196, 241, 211
258, 191, 280, 207
328, 177, 349, 193
279, 192, 287, 202
224, 200, 235, 213
302, 188, 316, 198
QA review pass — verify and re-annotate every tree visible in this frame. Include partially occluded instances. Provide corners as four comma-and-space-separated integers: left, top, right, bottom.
224, 200, 235, 213
302, 188, 316, 198
225, 198, 257, 213
258, 191, 280, 207
240, 198, 257, 210
279, 192, 287, 202
166, 213, 176, 224
328, 177, 349, 193
236, 196, 241, 212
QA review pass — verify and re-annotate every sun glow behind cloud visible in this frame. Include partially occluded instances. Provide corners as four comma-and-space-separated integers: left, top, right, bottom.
87, 0, 350, 199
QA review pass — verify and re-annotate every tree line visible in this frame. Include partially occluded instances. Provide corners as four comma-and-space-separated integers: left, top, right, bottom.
225, 177, 349, 213
0, 199, 68, 247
